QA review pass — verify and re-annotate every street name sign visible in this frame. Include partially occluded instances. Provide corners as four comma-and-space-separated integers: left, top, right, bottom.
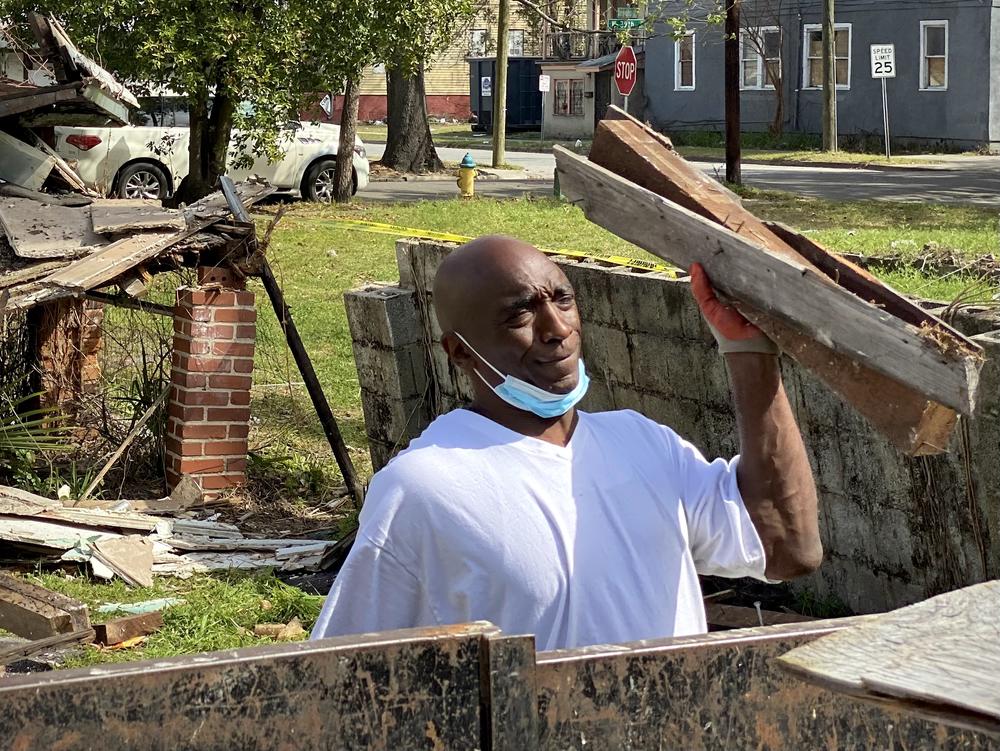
608, 18, 643, 30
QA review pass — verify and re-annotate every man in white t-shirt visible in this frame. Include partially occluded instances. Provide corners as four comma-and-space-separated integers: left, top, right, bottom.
312, 235, 821, 651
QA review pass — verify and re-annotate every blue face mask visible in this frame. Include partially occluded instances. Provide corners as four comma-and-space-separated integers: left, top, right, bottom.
455, 333, 590, 419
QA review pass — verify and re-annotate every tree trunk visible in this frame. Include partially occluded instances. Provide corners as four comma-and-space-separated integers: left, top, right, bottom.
724, 0, 741, 185
382, 64, 442, 173
175, 79, 236, 204
335, 77, 360, 203
767, 67, 784, 137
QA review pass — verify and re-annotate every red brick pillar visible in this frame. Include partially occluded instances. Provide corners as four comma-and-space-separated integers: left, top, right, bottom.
165, 270, 257, 497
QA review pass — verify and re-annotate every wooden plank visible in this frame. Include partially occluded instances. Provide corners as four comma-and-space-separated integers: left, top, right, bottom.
705, 602, 817, 629
90, 200, 186, 234
553, 145, 982, 416
0, 573, 90, 639
778, 581, 1000, 731
94, 612, 163, 646
0, 628, 94, 665
0, 196, 106, 259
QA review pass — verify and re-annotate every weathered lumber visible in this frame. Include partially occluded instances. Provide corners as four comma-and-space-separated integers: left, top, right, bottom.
0, 196, 107, 259
578, 111, 979, 455
0, 574, 90, 639
94, 612, 163, 646
0, 628, 95, 665
90, 200, 186, 234
705, 602, 816, 629
554, 146, 982, 419
778, 580, 1000, 736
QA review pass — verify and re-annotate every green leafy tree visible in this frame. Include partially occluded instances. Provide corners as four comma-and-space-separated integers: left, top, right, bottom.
2, 0, 469, 200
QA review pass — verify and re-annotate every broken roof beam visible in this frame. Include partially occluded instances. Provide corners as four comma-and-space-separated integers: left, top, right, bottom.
555, 124, 983, 452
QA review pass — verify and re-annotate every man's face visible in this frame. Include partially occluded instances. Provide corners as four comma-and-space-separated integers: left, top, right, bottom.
462, 252, 583, 394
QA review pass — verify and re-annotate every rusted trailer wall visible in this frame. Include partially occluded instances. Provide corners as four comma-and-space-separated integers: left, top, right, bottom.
0, 618, 996, 750
534, 619, 999, 750
0, 623, 495, 751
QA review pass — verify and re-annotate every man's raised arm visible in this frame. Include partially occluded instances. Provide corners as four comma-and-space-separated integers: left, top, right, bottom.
690, 264, 822, 581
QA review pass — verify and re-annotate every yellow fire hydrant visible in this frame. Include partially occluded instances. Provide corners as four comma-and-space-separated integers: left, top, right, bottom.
457, 153, 477, 197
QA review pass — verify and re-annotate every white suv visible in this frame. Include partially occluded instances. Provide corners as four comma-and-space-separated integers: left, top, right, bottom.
46, 96, 370, 201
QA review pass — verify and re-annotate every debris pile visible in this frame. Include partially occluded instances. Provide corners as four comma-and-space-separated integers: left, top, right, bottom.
0, 485, 344, 583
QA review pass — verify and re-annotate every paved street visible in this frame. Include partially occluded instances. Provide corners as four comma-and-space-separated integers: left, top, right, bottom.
363, 143, 1000, 205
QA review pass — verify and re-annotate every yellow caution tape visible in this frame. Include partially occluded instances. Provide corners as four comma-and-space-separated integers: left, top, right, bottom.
323, 219, 680, 278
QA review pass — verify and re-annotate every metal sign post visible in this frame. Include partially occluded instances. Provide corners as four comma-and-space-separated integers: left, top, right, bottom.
538, 74, 550, 142
870, 44, 896, 159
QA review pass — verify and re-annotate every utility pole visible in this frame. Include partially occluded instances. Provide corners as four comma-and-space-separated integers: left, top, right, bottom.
822, 0, 837, 151
492, 0, 510, 168
724, 0, 741, 184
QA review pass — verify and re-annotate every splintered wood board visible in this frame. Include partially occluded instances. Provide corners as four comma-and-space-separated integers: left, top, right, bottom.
554, 145, 982, 417
778, 581, 1000, 736
0, 197, 106, 259
90, 200, 186, 234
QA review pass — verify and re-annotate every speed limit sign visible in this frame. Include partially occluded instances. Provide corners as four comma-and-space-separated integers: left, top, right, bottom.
870, 44, 895, 78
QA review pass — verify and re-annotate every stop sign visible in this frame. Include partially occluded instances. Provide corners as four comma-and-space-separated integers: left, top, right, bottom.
614, 46, 638, 97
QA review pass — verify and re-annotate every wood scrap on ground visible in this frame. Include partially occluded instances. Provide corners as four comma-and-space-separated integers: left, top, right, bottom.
0, 572, 90, 639
554, 106, 984, 455
777, 580, 1000, 737
93, 611, 163, 646
0, 485, 346, 581
0, 627, 94, 665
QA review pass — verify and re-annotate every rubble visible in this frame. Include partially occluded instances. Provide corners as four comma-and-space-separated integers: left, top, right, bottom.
0, 485, 346, 581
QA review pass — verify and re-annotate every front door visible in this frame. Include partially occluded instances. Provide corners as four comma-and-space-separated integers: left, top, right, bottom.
594, 71, 612, 126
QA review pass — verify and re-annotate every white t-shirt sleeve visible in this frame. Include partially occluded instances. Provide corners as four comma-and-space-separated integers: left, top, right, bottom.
310, 533, 436, 639
661, 426, 769, 581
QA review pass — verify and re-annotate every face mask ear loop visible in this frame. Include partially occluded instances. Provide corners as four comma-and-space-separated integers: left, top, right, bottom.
454, 332, 505, 379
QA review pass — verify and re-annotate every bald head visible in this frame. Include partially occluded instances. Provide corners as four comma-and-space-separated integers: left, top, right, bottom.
433, 234, 583, 400
433, 235, 561, 334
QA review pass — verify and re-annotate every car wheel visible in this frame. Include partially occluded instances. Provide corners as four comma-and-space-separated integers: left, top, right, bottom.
117, 163, 168, 200
304, 158, 338, 202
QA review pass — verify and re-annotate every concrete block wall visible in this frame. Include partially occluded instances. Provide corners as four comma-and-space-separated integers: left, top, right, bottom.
345, 239, 1000, 614
166, 281, 257, 497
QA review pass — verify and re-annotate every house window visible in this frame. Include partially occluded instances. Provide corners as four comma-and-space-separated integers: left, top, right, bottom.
803, 24, 851, 89
509, 29, 525, 56
920, 20, 947, 90
554, 79, 584, 116
470, 29, 488, 57
740, 26, 780, 89
674, 32, 695, 90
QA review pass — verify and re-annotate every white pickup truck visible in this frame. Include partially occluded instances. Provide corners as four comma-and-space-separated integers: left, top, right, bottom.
44, 97, 369, 201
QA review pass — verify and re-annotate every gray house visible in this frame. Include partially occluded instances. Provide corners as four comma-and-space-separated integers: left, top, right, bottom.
645, 0, 1000, 149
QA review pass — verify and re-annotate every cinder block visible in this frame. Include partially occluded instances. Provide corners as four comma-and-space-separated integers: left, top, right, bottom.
581, 324, 631, 383
351, 342, 428, 401
344, 285, 421, 348
359, 389, 433, 450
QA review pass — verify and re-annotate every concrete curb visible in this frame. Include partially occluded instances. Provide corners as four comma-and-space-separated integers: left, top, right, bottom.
681, 155, 952, 173
371, 172, 551, 184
